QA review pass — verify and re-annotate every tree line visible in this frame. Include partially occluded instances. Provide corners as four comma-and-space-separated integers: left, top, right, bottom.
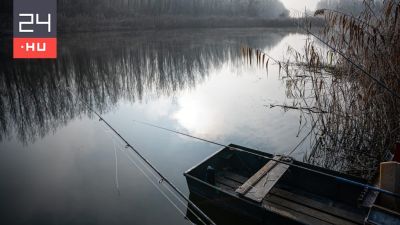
58, 0, 289, 18
316, 0, 383, 15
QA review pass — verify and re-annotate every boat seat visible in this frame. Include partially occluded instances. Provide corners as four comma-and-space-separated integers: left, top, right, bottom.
235, 155, 290, 203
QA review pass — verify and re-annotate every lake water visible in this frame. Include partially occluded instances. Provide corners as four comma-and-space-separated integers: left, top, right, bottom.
0, 28, 311, 225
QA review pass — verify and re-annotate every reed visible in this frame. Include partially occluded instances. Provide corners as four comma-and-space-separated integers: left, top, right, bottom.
243, 0, 400, 180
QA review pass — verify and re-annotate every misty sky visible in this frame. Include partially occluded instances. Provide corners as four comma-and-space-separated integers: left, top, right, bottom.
281, 0, 320, 12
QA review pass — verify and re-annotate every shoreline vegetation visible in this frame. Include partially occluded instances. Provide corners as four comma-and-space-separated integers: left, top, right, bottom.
260, 0, 399, 180
0, 14, 324, 35
58, 16, 324, 33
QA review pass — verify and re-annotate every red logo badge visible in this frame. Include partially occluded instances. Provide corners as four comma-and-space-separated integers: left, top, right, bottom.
13, 38, 57, 58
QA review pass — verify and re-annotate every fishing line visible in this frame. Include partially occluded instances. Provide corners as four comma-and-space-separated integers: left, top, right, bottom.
113, 140, 120, 195
102, 125, 203, 224
101, 116, 210, 225
124, 150, 196, 225
133, 120, 400, 199
100, 119, 208, 225
100, 122, 121, 195
124, 146, 210, 225
117, 134, 210, 225
65, 88, 216, 225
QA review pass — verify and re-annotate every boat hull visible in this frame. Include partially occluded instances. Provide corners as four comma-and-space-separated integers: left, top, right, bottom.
184, 144, 368, 225
185, 174, 301, 225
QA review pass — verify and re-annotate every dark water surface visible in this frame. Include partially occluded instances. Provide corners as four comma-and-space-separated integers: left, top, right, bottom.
0, 28, 310, 225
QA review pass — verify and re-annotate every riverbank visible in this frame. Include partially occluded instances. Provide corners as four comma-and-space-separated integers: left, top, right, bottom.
58, 16, 324, 33
0, 14, 323, 35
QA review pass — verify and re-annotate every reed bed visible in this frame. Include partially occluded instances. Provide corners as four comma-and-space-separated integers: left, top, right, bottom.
243, 0, 400, 180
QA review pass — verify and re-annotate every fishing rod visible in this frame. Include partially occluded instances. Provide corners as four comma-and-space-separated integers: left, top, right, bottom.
68, 92, 216, 225
133, 120, 400, 200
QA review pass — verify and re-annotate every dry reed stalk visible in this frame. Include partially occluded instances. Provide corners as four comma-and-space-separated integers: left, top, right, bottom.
243, 0, 400, 180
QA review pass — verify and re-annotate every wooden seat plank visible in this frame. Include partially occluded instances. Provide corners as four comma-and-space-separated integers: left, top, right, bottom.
236, 156, 282, 195
244, 161, 289, 202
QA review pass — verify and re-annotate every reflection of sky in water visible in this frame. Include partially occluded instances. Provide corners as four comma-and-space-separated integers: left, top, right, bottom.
0, 29, 311, 225
116, 33, 311, 155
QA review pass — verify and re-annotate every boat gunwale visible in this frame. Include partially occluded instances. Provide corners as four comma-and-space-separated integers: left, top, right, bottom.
183, 144, 285, 209
184, 144, 368, 184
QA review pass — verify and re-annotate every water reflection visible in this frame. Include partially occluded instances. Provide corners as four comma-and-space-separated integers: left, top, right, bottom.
0, 29, 310, 225
0, 29, 288, 143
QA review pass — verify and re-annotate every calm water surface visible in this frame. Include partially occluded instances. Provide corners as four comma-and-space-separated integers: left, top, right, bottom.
0, 28, 310, 225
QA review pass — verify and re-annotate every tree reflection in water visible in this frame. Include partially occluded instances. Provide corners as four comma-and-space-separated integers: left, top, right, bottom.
0, 29, 288, 143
